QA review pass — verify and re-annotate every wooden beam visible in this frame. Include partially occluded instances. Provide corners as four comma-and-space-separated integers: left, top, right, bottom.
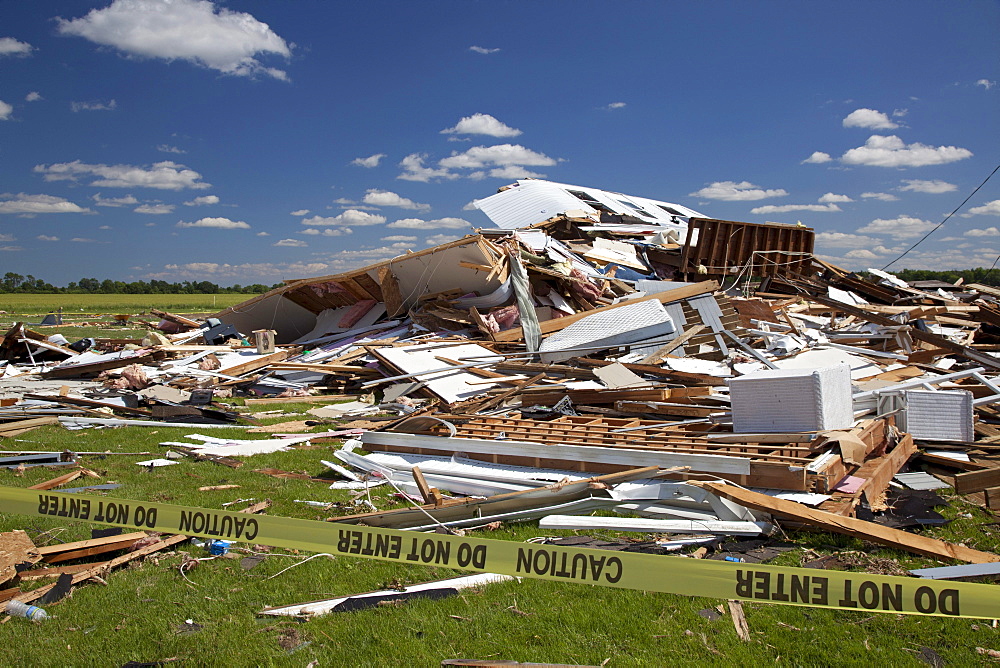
697, 481, 1000, 564
218, 349, 295, 378
641, 324, 707, 364
954, 467, 1000, 495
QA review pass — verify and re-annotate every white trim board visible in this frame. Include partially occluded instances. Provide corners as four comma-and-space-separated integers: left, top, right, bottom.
359, 431, 752, 475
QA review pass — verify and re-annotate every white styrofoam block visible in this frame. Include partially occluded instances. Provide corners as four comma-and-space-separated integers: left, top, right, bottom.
538, 299, 675, 363
899, 389, 974, 442
726, 364, 854, 433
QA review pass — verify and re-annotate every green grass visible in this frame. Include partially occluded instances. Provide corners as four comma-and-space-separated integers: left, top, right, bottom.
0, 293, 255, 341
0, 293, 249, 318
1, 408, 998, 667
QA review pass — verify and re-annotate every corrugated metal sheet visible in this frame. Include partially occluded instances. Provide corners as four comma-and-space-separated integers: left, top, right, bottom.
474, 179, 705, 230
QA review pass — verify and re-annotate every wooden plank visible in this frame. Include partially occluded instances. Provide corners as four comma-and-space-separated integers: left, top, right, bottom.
492, 281, 720, 342
0, 417, 60, 436
27, 470, 83, 491
24, 393, 153, 418
217, 349, 294, 378
410, 465, 435, 505
18, 562, 109, 581
641, 324, 707, 364
698, 481, 1000, 564
37, 532, 147, 564
13, 534, 189, 605
856, 434, 918, 508
985, 487, 1000, 510
954, 467, 1000, 495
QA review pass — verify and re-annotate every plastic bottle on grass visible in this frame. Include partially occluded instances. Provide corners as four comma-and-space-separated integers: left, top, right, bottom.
6, 600, 48, 621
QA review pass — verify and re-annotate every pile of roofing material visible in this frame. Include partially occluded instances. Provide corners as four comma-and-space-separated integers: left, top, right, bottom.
1, 179, 999, 565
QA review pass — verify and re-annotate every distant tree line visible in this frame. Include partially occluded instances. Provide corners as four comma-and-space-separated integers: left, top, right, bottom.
889, 267, 1000, 288
0, 272, 282, 294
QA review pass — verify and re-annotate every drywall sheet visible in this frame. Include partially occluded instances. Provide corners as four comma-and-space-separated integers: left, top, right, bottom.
375, 343, 504, 404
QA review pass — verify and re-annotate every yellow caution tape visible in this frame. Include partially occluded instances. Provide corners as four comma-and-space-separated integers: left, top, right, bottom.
2, 485, 997, 619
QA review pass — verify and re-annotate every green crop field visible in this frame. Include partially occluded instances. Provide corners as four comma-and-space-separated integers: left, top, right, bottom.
0, 293, 250, 317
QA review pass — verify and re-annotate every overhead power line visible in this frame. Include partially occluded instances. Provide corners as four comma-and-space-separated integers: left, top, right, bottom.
882, 162, 1000, 271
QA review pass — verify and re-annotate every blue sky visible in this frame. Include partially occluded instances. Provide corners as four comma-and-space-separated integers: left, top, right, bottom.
1, 0, 998, 286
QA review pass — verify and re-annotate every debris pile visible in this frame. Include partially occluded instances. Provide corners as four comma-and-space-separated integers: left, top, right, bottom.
2, 178, 1000, 618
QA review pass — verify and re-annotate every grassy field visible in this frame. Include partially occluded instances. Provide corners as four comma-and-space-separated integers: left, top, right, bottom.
0, 293, 250, 318
0, 293, 255, 342
1, 300, 998, 666
1, 400, 998, 667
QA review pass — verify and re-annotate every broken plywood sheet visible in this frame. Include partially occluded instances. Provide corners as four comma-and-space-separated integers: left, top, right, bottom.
1, 530, 39, 584
372, 343, 504, 404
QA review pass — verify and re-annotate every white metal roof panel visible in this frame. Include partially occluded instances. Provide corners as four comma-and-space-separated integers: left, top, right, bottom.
474, 179, 706, 230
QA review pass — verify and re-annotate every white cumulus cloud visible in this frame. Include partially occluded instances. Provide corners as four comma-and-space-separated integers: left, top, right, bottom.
93, 193, 139, 207
37, 235, 60, 242
899, 179, 957, 194
840, 135, 972, 168
802, 151, 832, 164
845, 249, 881, 260
362, 189, 430, 212
814, 232, 879, 249
856, 215, 936, 239
842, 108, 898, 130
469, 46, 500, 54
976, 79, 996, 90
134, 203, 174, 214
25, 92, 42, 102
176, 216, 249, 229
441, 113, 522, 138
425, 233, 462, 246
965, 200, 1000, 217
290, 209, 309, 216
351, 153, 385, 168
184, 194, 219, 206
750, 203, 841, 214
302, 209, 385, 227
0, 100, 13, 121
57, 0, 292, 80
690, 181, 788, 201
274, 238, 307, 247
439, 144, 556, 169
387, 217, 471, 230
605, 102, 626, 110
0, 37, 32, 56
398, 153, 458, 183
35, 160, 210, 190
964, 227, 999, 237
0, 193, 92, 215
818, 193, 853, 203
300, 227, 352, 237
861, 192, 899, 201
158, 144, 186, 154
